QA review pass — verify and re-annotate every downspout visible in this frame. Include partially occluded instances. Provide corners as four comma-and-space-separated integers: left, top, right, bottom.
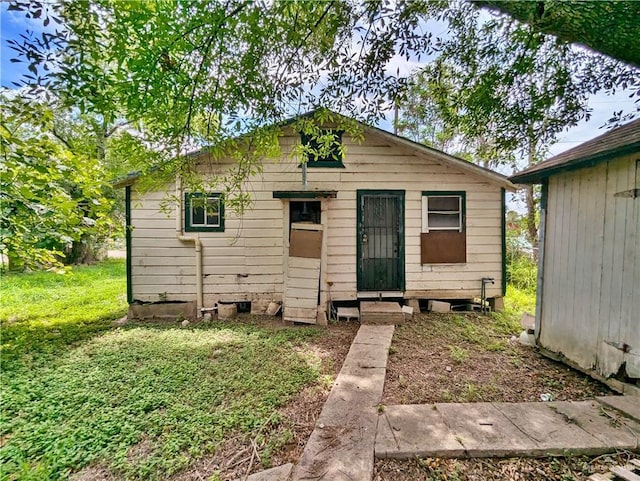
175, 176, 203, 317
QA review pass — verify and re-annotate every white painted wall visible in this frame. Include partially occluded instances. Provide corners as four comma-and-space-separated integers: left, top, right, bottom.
129, 128, 505, 306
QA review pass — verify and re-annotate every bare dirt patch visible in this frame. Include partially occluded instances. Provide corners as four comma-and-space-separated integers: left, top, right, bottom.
169, 318, 359, 481
374, 452, 638, 481
70, 466, 117, 481
383, 312, 612, 405
377, 312, 622, 481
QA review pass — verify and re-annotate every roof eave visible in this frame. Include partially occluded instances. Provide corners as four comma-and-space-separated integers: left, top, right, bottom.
365, 126, 516, 191
112, 172, 141, 189
510, 141, 640, 184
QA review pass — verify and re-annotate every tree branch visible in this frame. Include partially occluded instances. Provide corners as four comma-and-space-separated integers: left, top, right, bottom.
51, 127, 73, 150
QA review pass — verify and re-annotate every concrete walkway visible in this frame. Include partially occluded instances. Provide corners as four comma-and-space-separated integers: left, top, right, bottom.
291, 325, 395, 481
376, 398, 640, 459
244, 326, 640, 481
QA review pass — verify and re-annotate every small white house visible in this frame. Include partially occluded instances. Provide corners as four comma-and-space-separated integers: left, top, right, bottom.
117, 113, 514, 323
511, 119, 639, 387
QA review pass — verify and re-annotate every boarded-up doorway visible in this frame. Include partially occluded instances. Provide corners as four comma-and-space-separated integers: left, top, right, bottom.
283, 201, 323, 323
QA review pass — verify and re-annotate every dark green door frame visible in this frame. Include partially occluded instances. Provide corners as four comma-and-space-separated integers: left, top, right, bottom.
356, 190, 405, 292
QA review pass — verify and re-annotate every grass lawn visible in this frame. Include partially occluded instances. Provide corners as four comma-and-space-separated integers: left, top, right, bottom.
0, 260, 335, 480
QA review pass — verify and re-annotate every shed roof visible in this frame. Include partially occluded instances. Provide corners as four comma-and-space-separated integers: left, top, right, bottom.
510, 118, 640, 184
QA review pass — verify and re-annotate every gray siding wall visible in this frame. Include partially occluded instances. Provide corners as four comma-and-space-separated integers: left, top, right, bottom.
540, 154, 639, 378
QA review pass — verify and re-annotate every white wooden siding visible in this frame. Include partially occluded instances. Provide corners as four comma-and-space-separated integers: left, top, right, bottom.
129, 129, 504, 304
539, 154, 639, 378
284, 257, 321, 324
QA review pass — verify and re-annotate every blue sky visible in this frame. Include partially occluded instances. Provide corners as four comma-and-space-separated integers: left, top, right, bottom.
0, 3, 47, 88
2, 2, 636, 160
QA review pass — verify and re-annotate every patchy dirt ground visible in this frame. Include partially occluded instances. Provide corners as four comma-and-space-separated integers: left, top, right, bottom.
376, 312, 623, 481
383, 312, 612, 405
74, 312, 620, 481
374, 452, 639, 481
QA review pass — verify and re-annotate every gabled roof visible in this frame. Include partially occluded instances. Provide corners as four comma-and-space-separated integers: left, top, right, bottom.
114, 110, 515, 190
510, 119, 640, 184
359, 122, 514, 190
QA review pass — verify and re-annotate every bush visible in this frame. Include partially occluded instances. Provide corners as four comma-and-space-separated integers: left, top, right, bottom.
507, 254, 537, 293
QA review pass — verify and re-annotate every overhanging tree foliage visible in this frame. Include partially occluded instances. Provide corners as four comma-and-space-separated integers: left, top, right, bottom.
0, 91, 162, 270
4, 0, 639, 269
7, 1, 440, 143
397, 4, 639, 251
0, 93, 114, 269
474, 0, 640, 68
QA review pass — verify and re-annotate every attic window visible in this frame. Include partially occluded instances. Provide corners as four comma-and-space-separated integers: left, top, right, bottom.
300, 130, 345, 168
421, 191, 466, 264
185, 193, 225, 232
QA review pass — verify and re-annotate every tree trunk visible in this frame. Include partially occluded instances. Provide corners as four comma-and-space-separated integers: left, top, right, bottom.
65, 235, 103, 265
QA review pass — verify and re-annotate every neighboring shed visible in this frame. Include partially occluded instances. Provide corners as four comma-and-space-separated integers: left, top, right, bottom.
117, 112, 514, 324
511, 119, 639, 386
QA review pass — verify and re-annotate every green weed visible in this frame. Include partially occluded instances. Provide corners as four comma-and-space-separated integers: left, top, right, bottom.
448, 345, 469, 363
1, 260, 127, 364
0, 261, 326, 481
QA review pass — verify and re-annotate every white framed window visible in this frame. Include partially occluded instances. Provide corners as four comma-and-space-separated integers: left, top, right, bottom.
185, 193, 224, 232
421, 191, 466, 264
422, 192, 464, 233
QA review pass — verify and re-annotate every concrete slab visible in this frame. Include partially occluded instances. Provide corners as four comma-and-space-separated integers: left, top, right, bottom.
293, 407, 378, 481
352, 324, 395, 346
436, 403, 537, 456
375, 401, 640, 459
292, 325, 394, 481
597, 395, 640, 422
341, 342, 390, 369
316, 369, 387, 425
549, 400, 640, 449
375, 404, 465, 458
493, 402, 608, 456
244, 463, 293, 481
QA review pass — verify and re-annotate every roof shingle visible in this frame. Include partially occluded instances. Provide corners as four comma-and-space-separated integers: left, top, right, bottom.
510, 119, 640, 183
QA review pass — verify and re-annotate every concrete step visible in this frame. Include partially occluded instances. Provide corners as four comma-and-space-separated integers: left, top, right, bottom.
360, 301, 404, 325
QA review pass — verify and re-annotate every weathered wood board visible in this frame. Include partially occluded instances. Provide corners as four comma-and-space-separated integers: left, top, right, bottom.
283, 256, 321, 324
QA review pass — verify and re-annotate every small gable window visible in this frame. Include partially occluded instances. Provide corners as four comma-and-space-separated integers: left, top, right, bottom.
185, 193, 224, 232
421, 191, 466, 264
301, 130, 345, 168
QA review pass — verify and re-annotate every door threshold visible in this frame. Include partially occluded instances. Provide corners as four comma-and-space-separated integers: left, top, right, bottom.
357, 291, 404, 299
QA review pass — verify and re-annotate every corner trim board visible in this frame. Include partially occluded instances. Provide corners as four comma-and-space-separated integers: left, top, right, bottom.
501, 187, 506, 296
125, 185, 133, 304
